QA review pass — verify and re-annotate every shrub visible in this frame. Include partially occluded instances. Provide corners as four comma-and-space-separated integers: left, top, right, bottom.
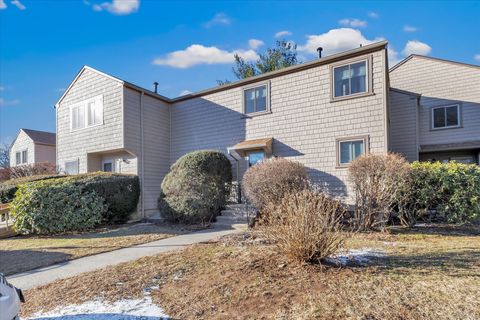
242, 157, 310, 219
67, 173, 140, 223
0, 167, 11, 182
406, 161, 480, 224
263, 189, 346, 264
0, 174, 63, 203
348, 153, 411, 231
158, 150, 232, 224
10, 162, 57, 179
10, 179, 106, 234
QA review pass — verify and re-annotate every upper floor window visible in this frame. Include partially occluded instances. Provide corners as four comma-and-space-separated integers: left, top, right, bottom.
336, 136, 368, 166
70, 95, 103, 131
432, 105, 460, 129
243, 84, 269, 114
15, 150, 28, 165
333, 59, 369, 98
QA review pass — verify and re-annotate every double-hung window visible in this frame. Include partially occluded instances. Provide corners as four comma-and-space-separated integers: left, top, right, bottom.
15, 150, 28, 165
70, 95, 103, 131
336, 136, 368, 166
333, 59, 369, 99
432, 105, 460, 129
243, 84, 269, 114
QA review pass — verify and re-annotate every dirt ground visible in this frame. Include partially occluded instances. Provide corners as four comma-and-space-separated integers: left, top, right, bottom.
0, 222, 193, 275
20, 224, 480, 320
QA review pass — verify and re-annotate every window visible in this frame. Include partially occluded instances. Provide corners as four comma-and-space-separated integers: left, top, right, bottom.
247, 151, 265, 167
336, 136, 368, 166
432, 105, 460, 129
333, 59, 368, 98
243, 84, 268, 114
65, 160, 79, 175
102, 160, 114, 172
70, 95, 103, 131
15, 150, 28, 165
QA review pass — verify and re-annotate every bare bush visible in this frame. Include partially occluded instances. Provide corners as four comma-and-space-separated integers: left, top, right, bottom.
242, 157, 309, 220
0, 168, 11, 182
348, 153, 411, 231
10, 162, 57, 179
263, 189, 346, 264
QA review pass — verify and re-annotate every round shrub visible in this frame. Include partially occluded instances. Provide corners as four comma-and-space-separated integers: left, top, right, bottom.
158, 150, 232, 224
242, 157, 310, 214
10, 179, 106, 234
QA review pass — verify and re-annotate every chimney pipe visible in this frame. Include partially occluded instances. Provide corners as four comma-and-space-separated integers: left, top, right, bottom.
317, 47, 323, 58
153, 82, 159, 94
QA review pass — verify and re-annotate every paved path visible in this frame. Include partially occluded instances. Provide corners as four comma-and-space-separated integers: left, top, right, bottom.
8, 224, 245, 290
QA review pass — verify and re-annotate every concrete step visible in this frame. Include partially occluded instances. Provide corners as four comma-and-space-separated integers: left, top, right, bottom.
216, 215, 248, 224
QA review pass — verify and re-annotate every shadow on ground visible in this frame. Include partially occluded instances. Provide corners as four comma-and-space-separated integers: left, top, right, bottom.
0, 249, 72, 276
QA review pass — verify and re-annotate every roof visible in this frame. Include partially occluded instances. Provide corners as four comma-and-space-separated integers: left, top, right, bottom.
389, 87, 421, 97
56, 40, 388, 107
232, 137, 273, 156
21, 129, 56, 145
420, 140, 480, 153
390, 54, 480, 73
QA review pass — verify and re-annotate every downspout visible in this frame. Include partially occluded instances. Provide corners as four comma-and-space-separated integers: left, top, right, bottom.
415, 95, 421, 160
140, 92, 145, 220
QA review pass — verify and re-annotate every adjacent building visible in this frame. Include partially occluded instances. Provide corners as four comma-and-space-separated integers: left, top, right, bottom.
9, 129, 56, 167
54, 41, 480, 219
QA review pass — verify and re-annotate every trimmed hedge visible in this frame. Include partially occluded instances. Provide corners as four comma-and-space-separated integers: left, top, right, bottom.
405, 161, 480, 223
0, 174, 64, 204
9, 172, 140, 234
158, 150, 232, 224
11, 179, 106, 234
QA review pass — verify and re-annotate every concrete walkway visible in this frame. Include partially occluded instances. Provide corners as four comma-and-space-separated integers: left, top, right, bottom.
8, 224, 245, 290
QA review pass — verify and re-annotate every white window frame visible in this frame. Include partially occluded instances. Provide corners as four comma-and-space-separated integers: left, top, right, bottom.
331, 56, 373, 101
64, 159, 79, 175
242, 82, 271, 116
431, 104, 461, 130
102, 159, 114, 172
15, 151, 21, 165
70, 95, 104, 132
336, 136, 369, 167
15, 149, 28, 165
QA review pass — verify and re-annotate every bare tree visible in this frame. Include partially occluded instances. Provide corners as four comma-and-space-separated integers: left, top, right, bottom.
0, 143, 10, 169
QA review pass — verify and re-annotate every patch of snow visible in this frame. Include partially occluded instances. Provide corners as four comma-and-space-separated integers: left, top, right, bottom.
28, 296, 169, 320
329, 248, 385, 266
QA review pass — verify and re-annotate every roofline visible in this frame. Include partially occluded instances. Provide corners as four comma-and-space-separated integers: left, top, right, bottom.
54, 41, 388, 107
390, 54, 480, 73
389, 87, 422, 97
172, 40, 388, 102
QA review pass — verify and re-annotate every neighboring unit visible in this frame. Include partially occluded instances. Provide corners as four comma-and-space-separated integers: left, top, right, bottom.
54, 40, 479, 220
9, 129, 56, 167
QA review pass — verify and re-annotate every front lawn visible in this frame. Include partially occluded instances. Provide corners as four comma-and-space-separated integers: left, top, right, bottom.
0, 223, 185, 275
21, 224, 480, 320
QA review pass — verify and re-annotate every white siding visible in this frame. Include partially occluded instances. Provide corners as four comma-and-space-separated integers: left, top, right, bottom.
389, 90, 419, 161
171, 49, 389, 203
124, 88, 170, 217
9, 130, 35, 167
56, 68, 124, 173
390, 56, 480, 148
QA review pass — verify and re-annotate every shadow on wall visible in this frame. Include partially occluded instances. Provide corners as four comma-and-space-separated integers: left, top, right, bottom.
308, 167, 348, 199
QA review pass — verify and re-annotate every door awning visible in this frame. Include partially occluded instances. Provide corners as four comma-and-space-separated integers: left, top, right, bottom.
231, 137, 273, 157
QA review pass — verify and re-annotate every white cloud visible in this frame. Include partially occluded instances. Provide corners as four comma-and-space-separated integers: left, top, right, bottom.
402, 40, 432, 56
92, 0, 139, 15
474, 54, 480, 62
203, 12, 231, 28
152, 44, 258, 68
0, 98, 20, 106
403, 25, 417, 33
388, 46, 401, 66
10, 0, 25, 10
248, 39, 264, 50
274, 30, 292, 38
339, 18, 367, 28
0, 0, 7, 9
368, 11, 379, 18
298, 28, 380, 56
179, 90, 192, 96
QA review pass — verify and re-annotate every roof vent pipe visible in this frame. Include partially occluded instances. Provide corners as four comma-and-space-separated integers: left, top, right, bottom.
153, 82, 159, 94
317, 47, 323, 58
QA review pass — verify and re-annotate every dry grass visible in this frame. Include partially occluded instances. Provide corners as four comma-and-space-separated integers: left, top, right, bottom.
0, 223, 185, 275
20, 225, 480, 320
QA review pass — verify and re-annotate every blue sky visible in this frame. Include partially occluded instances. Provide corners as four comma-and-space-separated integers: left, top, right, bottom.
1, 0, 479, 144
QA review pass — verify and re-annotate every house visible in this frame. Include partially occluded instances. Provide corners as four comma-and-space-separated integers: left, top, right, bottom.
54, 40, 479, 219
9, 129, 56, 167
389, 55, 480, 164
